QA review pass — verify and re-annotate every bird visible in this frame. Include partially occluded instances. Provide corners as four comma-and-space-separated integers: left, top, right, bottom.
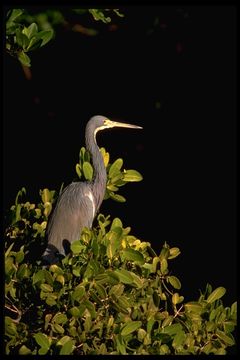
42, 115, 142, 264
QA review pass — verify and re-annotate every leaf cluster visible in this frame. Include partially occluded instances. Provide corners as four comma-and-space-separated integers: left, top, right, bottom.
6, 9, 54, 67
76, 147, 143, 203
5, 8, 124, 67
5, 207, 237, 355
4, 149, 237, 355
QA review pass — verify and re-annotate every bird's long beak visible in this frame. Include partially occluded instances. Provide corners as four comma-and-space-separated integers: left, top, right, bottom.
105, 119, 143, 129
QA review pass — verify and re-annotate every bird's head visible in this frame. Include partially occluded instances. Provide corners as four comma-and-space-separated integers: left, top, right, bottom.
87, 115, 143, 136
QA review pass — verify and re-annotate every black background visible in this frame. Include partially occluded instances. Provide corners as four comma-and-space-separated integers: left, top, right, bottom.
3, 6, 237, 305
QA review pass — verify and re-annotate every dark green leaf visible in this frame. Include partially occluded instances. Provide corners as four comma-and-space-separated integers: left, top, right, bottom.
185, 302, 203, 314
72, 285, 85, 302
19, 345, 32, 355
7, 9, 24, 23
15, 29, 29, 49
40, 283, 53, 292
216, 329, 235, 346
121, 248, 144, 264
114, 269, 133, 284
35, 29, 54, 47
121, 321, 142, 336
162, 323, 182, 336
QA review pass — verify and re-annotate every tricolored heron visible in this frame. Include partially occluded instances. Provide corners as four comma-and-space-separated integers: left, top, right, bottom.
42, 115, 142, 264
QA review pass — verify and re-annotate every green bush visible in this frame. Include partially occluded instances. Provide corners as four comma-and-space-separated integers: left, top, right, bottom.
5, 8, 124, 67
4, 148, 237, 355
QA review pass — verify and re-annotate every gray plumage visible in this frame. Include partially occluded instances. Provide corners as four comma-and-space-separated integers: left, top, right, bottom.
42, 115, 142, 264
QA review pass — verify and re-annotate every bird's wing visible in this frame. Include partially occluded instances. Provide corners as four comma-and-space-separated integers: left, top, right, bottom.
45, 182, 96, 256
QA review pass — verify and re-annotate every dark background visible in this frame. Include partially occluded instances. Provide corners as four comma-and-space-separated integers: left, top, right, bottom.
3, 6, 237, 305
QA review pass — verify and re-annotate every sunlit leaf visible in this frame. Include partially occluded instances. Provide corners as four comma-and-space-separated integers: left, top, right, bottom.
34, 333, 50, 350
82, 161, 93, 180
109, 192, 126, 202
168, 275, 181, 290
123, 169, 143, 182
121, 248, 144, 264
114, 269, 133, 284
206, 287, 226, 304
121, 321, 142, 336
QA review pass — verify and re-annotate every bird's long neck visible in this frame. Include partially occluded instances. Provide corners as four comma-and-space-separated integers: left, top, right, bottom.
85, 127, 107, 212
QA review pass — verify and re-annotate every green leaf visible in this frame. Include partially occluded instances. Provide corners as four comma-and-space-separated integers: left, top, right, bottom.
95, 283, 107, 299
89, 9, 111, 24
35, 29, 54, 47
22, 23, 38, 39
71, 240, 86, 254
109, 283, 124, 297
172, 293, 180, 305
117, 295, 131, 310
27, 36, 43, 51
17, 263, 28, 279
162, 323, 182, 336
57, 335, 71, 346
19, 345, 32, 355
59, 339, 74, 355
121, 321, 142, 336
206, 287, 226, 304
160, 258, 168, 273
32, 269, 45, 285
109, 158, 123, 178
72, 285, 85, 302
106, 227, 122, 259
52, 323, 65, 334
82, 161, 93, 180
168, 275, 181, 290
116, 334, 126, 355
17, 51, 31, 67
7, 9, 24, 23
114, 269, 133, 284
184, 302, 203, 314
76, 163, 81, 178
15, 28, 29, 49
111, 217, 123, 229
168, 247, 181, 259
231, 301, 237, 317
129, 272, 143, 288
172, 330, 185, 349
5, 316, 17, 336
69, 307, 80, 318
15, 249, 24, 264
216, 329, 235, 346
123, 169, 143, 182
121, 248, 144, 264
52, 313, 67, 325
34, 333, 50, 350
109, 192, 126, 202
40, 283, 53, 292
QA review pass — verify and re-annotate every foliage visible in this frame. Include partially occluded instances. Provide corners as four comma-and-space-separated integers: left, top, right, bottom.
76, 147, 142, 203
4, 150, 237, 355
5, 8, 124, 67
